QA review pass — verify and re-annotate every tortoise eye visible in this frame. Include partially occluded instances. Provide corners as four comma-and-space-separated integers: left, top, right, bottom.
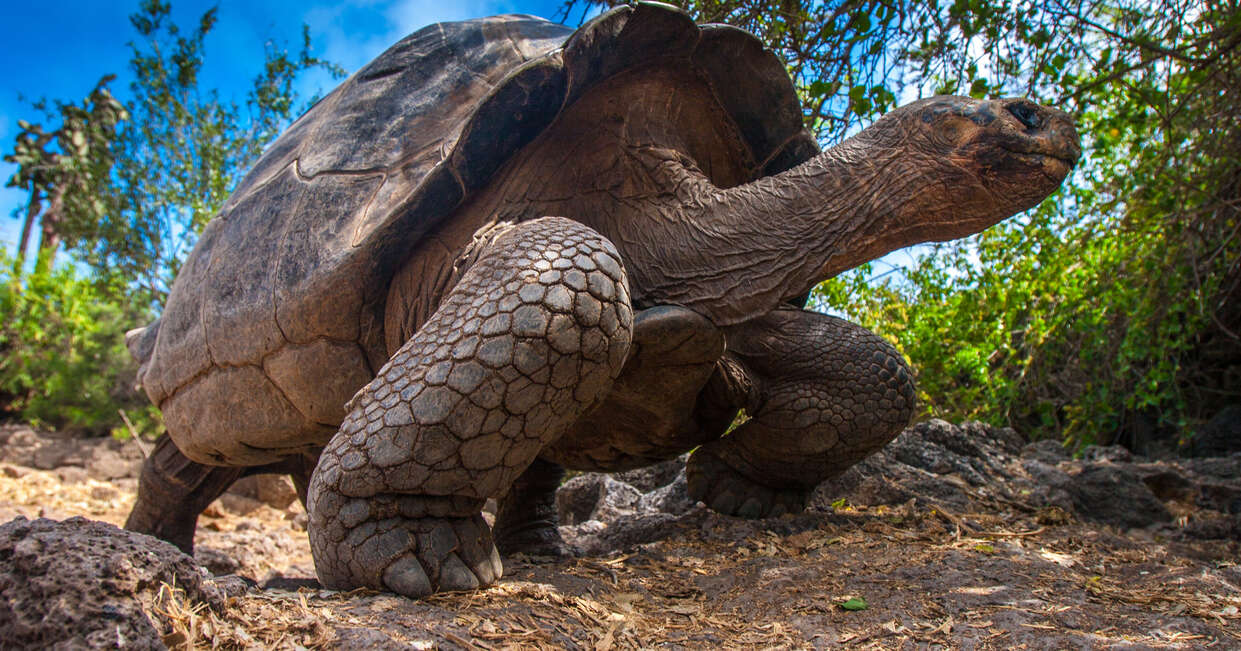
1007, 102, 1042, 129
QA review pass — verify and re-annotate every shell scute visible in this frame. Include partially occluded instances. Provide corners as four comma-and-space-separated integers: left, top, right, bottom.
141, 4, 817, 461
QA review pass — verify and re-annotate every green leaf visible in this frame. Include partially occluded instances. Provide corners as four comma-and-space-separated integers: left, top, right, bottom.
968, 78, 989, 98
840, 597, 869, 611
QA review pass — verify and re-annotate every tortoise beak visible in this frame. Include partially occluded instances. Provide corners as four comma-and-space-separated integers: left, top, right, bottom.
995, 98, 1081, 172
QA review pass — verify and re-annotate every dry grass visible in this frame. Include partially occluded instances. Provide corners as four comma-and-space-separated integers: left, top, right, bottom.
2, 458, 1238, 648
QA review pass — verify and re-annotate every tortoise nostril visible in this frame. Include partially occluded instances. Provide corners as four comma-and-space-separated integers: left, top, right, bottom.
1007, 102, 1042, 129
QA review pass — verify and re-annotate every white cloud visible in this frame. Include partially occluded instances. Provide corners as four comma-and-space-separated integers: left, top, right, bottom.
304, 0, 497, 76
381, 0, 494, 40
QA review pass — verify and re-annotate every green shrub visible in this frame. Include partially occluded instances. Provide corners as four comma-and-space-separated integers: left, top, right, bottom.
0, 253, 161, 437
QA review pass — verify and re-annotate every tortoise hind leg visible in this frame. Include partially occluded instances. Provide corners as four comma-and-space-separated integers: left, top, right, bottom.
492, 457, 571, 557
687, 307, 915, 518
125, 434, 244, 553
307, 217, 633, 598
126, 437, 321, 553
495, 306, 728, 557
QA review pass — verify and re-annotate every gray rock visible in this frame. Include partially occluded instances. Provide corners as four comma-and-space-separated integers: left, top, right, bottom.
1132, 465, 1197, 502
1179, 454, 1241, 481
556, 474, 642, 526
1021, 439, 1070, 465
1065, 464, 1171, 529
227, 474, 300, 510
812, 451, 974, 511
562, 512, 688, 556
0, 426, 42, 467
0, 426, 145, 481
1197, 481, 1241, 514
1081, 444, 1133, 463
614, 456, 685, 493
638, 472, 694, 515
34, 444, 85, 471
86, 447, 143, 481
54, 466, 89, 484
195, 546, 243, 576
1191, 405, 1241, 457
0, 516, 223, 650
882, 419, 1021, 487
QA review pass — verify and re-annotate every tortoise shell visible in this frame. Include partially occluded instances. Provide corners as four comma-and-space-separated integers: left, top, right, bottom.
139, 2, 818, 463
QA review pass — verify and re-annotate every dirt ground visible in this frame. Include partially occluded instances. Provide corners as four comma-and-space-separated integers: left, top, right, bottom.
1, 426, 1239, 649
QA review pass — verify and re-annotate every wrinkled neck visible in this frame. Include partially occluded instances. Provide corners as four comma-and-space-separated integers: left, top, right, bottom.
632, 133, 926, 325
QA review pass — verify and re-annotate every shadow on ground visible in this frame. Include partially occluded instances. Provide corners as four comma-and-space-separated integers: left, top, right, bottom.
0, 421, 1238, 649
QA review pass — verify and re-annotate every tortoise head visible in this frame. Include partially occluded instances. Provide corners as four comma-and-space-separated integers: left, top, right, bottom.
855, 95, 1081, 243
663, 94, 1080, 324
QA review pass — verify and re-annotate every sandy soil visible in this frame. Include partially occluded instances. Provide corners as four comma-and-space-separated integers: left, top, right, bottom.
1, 425, 1238, 649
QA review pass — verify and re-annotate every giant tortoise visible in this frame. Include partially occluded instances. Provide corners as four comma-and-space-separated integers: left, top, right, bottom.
124, 3, 1079, 597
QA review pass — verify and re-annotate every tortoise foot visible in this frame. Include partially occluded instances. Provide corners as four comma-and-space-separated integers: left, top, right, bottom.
686, 447, 809, 519
312, 511, 501, 598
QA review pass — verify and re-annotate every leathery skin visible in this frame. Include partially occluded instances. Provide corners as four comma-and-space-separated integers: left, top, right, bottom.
307, 217, 633, 597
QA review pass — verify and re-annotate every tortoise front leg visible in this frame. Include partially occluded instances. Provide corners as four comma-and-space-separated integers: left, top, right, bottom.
307, 217, 632, 598
687, 307, 915, 518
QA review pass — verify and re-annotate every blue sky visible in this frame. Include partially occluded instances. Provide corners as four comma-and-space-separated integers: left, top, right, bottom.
0, 0, 575, 253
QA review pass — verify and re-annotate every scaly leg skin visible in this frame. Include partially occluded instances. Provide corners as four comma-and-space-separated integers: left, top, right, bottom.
308, 216, 633, 598
125, 434, 245, 553
494, 306, 725, 557
127, 436, 321, 553
687, 307, 915, 518
542, 304, 727, 471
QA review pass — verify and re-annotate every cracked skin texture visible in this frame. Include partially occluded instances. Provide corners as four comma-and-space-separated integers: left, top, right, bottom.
124, 3, 1080, 598
309, 217, 632, 593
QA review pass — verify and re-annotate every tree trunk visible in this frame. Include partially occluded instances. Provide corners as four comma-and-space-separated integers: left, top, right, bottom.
13, 184, 40, 273
34, 186, 64, 275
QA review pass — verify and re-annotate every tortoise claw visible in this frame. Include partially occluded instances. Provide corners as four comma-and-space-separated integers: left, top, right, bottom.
312, 511, 502, 599
686, 446, 809, 519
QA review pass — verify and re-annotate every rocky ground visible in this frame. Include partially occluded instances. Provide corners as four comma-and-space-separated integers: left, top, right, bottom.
0, 420, 1238, 649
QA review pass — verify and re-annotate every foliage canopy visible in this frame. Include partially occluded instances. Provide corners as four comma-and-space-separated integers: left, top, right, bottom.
2, 1, 340, 434
5, 0, 1238, 449
570, 0, 1239, 447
